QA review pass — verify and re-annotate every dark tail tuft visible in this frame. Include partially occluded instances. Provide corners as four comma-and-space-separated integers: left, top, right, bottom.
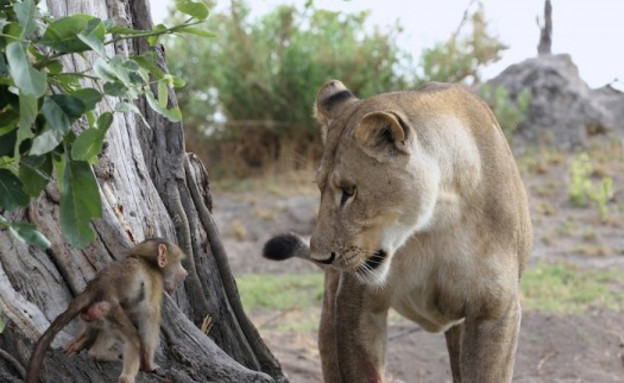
262, 234, 308, 261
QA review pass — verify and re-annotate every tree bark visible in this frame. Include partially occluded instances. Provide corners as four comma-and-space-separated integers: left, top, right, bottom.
0, 1, 286, 382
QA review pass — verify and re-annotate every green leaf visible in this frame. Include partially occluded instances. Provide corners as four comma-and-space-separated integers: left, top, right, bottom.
102, 82, 127, 97
0, 54, 8, 77
45, 94, 85, 122
15, 92, 37, 157
30, 95, 85, 156
171, 76, 186, 89
77, 18, 106, 57
0, 169, 29, 211
179, 26, 216, 38
132, 53, 165, 79
6, 42, 47, 97
176, 0, 210, 20
108, 55, 132, 86
0, 16, 8, 33
71, 88, 101, 112
45, 60, 64, 74
51, 73, 82, 87
93, 58, 117, 83
8, 221, 51, 250
0, 121, 17, 136
0, 215, 51, 250
0, 130, 17, 156
0, 109, 19, 137
19, 154, 51, 196
97, 111, 113, 130
5, 22, 24, 39
71, 116, 111, 163
52, 152, 64, 191
14, 0, 37, 38
145, 90, 181, 122
41, 15, 106, 53
114, 101, 140, 114
158, 79, 168, 109
71, 129, 102, 163
147, 24, 167, 46
59, 155, 101, 248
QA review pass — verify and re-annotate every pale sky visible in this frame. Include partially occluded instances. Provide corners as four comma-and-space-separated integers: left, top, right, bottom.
149, 0, 624, 89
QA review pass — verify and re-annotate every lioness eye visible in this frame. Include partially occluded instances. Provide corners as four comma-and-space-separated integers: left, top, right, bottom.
340, 185, 356, 205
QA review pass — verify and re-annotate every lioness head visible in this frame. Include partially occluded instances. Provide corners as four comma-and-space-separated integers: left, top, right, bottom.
310, 80, 441, 285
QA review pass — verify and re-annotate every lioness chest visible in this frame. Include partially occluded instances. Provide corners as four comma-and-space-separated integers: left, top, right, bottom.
385, 224, 518, 333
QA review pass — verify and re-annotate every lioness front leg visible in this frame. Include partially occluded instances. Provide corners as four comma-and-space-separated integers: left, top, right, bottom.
444, 323, 462, 383
460, 297, 521, 383
332, 273, 389, 383
319, 269, 341, 383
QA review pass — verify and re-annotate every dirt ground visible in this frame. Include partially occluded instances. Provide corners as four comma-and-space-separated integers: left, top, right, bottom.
212, 139, 624, 382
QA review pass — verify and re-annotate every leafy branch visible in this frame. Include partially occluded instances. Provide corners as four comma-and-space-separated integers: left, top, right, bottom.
0, 0, 212, 249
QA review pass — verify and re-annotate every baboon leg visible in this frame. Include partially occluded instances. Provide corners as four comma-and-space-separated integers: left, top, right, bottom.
109, 305, 141, 383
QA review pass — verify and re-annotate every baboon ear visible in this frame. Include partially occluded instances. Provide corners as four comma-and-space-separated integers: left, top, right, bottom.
157, 244, 167, 268
314, 80, 358, 142
353, 111, 413, 160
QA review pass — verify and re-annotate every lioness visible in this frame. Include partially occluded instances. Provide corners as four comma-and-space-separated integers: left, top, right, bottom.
264, 80, 532, 383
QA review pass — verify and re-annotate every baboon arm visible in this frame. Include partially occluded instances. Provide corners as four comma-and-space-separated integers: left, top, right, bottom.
334, 273, 389, 383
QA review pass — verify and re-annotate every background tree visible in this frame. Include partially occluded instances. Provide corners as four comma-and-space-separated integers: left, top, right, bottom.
167, 0, 508, 177
537, 0, 552, 55
167, 0, 412, 177
419, 0, 507, 84
0, 0, 286, 382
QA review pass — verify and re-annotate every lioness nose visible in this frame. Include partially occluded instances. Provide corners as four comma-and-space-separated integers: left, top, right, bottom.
310, 235, 335, 264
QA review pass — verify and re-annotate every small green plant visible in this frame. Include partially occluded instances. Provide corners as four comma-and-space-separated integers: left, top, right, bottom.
568, 153, 614, 218
569, 153, 593, 207
522, 261, 624, 313
589, 177, 614, 219
0, 0, 211, 248
236, 272, 324, 311
480, 84, 531, 137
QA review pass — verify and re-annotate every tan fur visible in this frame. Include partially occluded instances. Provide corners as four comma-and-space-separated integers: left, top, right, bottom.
309, 80, 532, 382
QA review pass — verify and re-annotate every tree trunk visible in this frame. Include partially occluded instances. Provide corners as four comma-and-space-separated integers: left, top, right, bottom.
537, 0, 552, 56
0, 1, 287, 382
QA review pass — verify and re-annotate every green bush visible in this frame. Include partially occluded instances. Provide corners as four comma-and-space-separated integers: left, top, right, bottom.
568, 153, 614, 218
480, 84, 531, 138
167, 0, 507, 177
419, 2, 507, 84
167, 0, 412, 176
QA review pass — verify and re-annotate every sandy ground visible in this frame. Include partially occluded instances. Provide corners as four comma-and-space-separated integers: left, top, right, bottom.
212, 140, 624, 382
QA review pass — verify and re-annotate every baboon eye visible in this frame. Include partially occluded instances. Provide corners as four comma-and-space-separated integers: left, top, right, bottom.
340, 185, 356, 205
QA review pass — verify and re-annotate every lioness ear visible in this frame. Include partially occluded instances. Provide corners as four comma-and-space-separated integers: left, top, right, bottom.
353, 111, 413, 159
314, 80, 358, 142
